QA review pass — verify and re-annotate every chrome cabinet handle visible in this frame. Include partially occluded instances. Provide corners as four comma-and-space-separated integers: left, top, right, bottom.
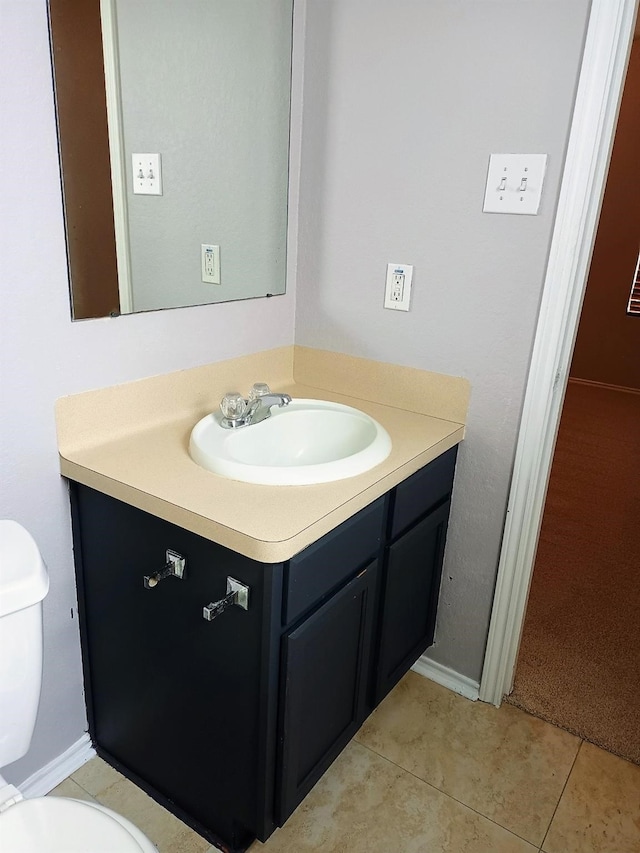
203, 577, 250, 621
144, 550, 186, 588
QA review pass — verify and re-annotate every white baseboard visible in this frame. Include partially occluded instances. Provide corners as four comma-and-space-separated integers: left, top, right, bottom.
411, 654, 479, 701
20, 733, 95, 798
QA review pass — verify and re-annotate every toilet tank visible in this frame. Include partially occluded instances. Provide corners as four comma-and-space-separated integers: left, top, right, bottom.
0, 521, 49, 768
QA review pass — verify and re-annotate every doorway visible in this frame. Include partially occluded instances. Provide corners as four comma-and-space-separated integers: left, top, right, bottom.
479, 0, 639, 714
506, 36, 639, 763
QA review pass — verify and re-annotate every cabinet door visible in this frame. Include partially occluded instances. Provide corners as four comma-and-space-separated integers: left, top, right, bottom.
375, 500, 451, 705
277, 562, 376, 824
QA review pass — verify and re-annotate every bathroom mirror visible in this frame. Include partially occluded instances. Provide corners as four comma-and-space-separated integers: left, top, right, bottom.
48, 0, 294, 320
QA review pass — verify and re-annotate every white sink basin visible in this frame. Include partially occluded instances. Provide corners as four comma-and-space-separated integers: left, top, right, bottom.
189, 399, 392, 485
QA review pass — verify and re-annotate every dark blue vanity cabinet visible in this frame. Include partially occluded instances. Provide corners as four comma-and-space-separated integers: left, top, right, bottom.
70, 446, 457, 852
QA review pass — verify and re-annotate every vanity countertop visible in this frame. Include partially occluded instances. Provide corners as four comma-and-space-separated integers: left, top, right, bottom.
56, 346, 469, 562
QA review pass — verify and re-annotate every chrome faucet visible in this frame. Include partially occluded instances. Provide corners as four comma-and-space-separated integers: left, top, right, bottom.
219, 383, 292, 429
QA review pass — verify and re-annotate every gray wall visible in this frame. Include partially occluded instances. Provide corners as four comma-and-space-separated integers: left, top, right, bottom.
0, 0, 295, 785
116, 0, 293, 311
295, 0, 591, 681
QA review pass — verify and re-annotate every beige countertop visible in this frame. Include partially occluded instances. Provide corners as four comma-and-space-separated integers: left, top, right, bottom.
56, 347, 469, 563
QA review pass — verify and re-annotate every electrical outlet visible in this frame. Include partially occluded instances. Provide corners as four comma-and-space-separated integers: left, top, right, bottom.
201, 244, 221, 284
384, 263, 413, 311
132, 153, 162, 195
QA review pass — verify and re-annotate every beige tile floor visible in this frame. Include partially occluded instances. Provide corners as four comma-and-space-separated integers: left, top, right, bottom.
50, 672, 640, 853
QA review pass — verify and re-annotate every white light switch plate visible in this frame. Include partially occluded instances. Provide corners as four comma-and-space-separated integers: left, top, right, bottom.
384, 263, 413, 311
132, 153, 162, 195
483, 153, 547, 215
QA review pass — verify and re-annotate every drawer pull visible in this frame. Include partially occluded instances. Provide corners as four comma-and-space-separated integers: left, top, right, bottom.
203, 577, 250, 621
143, 549, 187, 588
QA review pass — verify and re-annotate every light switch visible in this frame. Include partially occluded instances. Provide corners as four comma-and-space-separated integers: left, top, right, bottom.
132, 153, 162, 195
483, 154, 547, 215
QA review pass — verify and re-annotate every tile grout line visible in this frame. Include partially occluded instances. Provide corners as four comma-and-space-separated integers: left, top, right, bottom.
70, 763, 122, 801
58, 777, 100, 806
69, 775, 95, 798
71, 766, 214, 851
539, 738, 584, 853
354, 740, 542, 849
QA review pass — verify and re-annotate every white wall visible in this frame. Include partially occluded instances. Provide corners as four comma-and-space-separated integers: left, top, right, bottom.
295, 0, 591, 680
0, 0, 295, 784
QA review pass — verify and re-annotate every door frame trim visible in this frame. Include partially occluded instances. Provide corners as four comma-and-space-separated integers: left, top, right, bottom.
479, 0, 638, 705
99, 0, 134, 314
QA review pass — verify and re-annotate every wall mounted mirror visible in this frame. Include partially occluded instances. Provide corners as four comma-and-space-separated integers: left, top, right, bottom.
48, 0, 294, 320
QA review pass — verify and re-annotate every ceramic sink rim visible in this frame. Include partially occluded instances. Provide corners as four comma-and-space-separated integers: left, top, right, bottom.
188, 399, 392, 485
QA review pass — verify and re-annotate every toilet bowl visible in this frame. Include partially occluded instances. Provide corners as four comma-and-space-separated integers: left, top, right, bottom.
0, 791, 158, 852
0, 520, 158, 853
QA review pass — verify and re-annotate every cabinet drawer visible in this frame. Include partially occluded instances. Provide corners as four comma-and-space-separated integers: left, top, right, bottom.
391, 446, 457, 538
283, 497, 385, 625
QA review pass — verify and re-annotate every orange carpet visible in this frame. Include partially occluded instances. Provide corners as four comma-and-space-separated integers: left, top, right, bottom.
507, 382, 640, 765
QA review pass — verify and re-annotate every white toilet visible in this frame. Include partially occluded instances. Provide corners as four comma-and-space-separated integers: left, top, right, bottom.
0, 520, 158, 852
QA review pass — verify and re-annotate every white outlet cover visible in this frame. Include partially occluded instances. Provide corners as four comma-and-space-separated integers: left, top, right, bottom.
483, 153, 547, 215
201, 244, 221, 284
132, 153, 162, 196
384, 263, 413, 311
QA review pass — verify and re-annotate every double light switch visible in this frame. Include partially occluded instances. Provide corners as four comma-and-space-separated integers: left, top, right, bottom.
132, 153, 162, 195
483, 153, 547, 215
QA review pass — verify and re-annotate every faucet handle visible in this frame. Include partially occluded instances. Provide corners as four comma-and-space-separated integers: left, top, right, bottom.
249, 382, 271, 400
220, 391, 248, 420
